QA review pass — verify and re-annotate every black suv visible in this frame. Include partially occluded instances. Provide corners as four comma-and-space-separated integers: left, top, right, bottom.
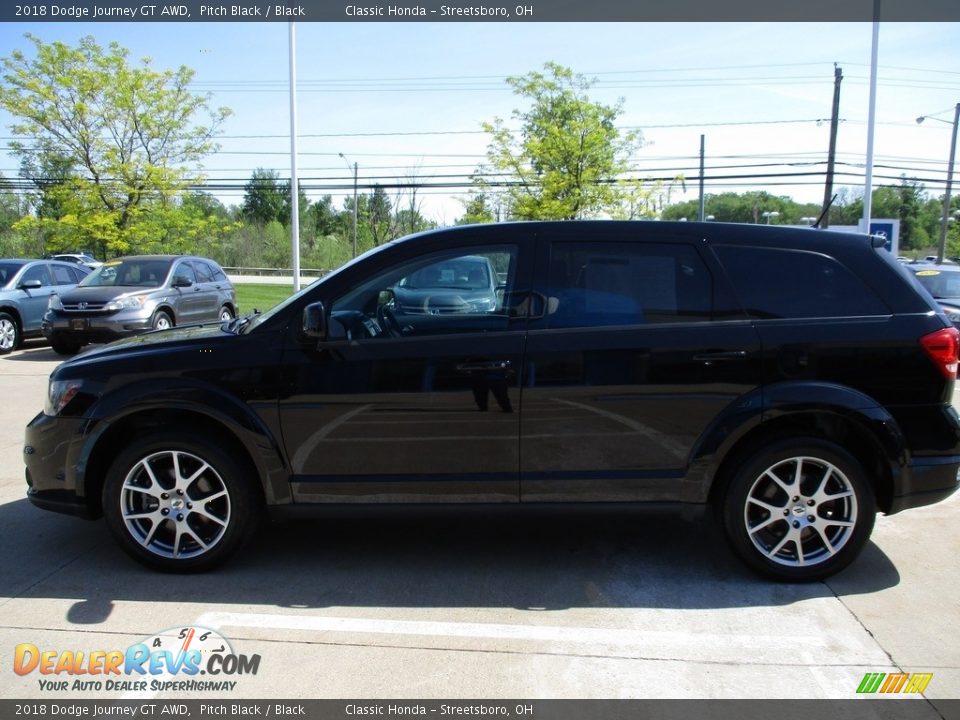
23, 222, 960, 580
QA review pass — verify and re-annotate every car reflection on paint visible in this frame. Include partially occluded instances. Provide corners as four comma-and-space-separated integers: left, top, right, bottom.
393, 255, 501, 315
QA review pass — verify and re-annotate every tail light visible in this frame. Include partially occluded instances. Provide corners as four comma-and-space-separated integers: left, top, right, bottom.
920, 327, 960, 380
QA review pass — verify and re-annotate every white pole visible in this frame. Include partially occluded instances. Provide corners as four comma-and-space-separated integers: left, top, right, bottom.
288, 22, 301, 293
862, 2, 880, 233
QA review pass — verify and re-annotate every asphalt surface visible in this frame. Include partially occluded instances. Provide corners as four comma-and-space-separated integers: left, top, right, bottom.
1, 339, 958, 704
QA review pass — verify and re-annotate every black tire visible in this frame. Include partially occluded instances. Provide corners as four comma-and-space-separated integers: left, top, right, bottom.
50, 337, 82, 356
151, 310, 174, 331
721, 438, 876, 582
0, 312, 21, 355
101, 432, 260, 572
218, 305, 234, 322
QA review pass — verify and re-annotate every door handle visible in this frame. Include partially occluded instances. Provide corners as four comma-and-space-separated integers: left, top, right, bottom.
456, 360, 513, 372
694, 350, 747, 363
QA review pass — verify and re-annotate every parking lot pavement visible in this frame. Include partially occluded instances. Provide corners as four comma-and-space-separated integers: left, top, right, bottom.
0, 341, 957, 704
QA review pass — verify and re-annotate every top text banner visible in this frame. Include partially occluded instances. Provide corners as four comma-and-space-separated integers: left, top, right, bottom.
4, 0, 960, 22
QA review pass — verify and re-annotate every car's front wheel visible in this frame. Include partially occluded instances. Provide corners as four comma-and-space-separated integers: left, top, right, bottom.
152, 310, 174, 331
102, 432, 260, 572
722, 438, 876, 582
0, 312, 21, 354
50, 337, 82, 356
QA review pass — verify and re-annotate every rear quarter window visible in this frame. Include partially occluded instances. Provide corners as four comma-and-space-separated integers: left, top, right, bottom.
714, 245, 890, 319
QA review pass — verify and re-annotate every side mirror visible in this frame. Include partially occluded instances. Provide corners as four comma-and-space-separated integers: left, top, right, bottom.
19, 279, 42, 290
172, 276, 193, 288
302, 301, 326, 341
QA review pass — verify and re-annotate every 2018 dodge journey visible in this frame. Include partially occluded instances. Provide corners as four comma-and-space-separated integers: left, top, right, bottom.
23, 222, 960, 580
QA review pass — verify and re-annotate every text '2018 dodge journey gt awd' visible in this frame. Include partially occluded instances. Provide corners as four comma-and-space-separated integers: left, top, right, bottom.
23, 222, 960, 580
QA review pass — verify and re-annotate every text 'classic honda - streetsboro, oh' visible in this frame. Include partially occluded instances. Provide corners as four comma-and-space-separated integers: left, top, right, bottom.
23, 222, 960, 580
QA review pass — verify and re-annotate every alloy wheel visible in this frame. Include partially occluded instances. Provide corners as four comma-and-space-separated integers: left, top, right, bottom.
743, 455, 859, 568
119, 449, 231, 559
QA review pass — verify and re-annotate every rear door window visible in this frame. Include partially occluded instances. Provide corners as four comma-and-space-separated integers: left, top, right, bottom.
714, 245, 890, 319
545, 242, 713, 328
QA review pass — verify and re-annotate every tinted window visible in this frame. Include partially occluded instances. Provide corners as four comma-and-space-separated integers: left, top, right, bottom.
192, 261, 214, 283
173, 262, 197, 285
330, 246, 517, 339
20, 264, 51, 287
0, 262, 25, 287
715, 246, 889, 319
546, 242, 712, 328
51, 264, 75, 285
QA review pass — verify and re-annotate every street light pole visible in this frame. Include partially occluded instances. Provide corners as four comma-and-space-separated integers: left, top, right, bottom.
918, 103, 960, 264
339, 153, 358, 258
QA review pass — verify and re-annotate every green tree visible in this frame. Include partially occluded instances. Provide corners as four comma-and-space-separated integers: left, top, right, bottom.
662, 191, 811, 224
456, 191, 498, 225
481, 62, 643, 220
1, 34, 230, 257
242, 168, 287, 226
367, 185, 393, 247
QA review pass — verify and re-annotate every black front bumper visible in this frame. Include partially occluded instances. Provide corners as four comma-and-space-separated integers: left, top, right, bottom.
24, 411, 99, 519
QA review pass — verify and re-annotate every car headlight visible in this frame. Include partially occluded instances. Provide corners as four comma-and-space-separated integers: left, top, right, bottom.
45, 379, 84, 416
48, 294, 63, 311
105, 295, 148, 311
467, 297, 496, 313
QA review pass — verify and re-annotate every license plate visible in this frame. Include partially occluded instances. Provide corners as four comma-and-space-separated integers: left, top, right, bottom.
70, 319, 88, 331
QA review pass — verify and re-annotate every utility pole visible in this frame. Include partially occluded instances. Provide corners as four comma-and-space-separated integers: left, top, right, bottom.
288, 22, 301, 292
862, 3, 881, 232
820, 64, 843, 229
698, 134, 706, 222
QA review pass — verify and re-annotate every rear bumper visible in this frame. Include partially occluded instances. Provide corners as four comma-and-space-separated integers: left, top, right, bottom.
889, 455, 960, 514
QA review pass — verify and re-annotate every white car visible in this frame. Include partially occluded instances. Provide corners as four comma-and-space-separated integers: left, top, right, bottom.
50, 253, 103, 270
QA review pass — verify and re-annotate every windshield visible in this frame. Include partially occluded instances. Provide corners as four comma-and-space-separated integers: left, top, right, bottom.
914, 269, 960, 299
242, 241, 393, 334
399, 257, 491, 290
0, 262, 26, 288
80, 259, 172, 288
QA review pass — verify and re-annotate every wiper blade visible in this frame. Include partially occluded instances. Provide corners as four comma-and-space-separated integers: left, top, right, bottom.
225, 311, 255, 334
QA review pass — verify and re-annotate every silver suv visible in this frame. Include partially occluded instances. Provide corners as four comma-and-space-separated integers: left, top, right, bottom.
42, 255, 237, 355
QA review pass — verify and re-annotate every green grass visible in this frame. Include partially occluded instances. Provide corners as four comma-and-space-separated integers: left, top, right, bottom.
234, 284, 296, 315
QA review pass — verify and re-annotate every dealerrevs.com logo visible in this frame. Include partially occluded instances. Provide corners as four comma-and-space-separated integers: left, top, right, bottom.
857, 672, 933, 694
14, 626, 261, 693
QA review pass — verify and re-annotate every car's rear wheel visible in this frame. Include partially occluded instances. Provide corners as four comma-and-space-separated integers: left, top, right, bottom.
152, 310, 173, 331
218, 305, 234, 322
102, 432, 260, 572
722, 438, 876, 582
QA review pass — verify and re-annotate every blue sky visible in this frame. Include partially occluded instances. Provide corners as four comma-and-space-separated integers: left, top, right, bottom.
1, 21, 958, 222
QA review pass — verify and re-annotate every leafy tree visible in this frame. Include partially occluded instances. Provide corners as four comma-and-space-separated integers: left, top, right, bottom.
281, 180, 310, 232
367, 185, 393, 247
456, 193, 498, 225
0, 172, 23, 232
309, 195, 343, 240
480, 62, 643, 220
662, 191, 816, 224
1, 34, 230, 256
242, 168, 287, 226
